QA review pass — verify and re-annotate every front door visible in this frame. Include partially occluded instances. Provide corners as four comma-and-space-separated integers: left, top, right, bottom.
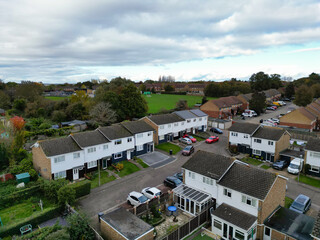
127, 150, 131, 160
102, 159, 107, 169
73, 168, 79, 180
147, 144, 150, 153
228, 226, 233, 240
266, 153, 271, 162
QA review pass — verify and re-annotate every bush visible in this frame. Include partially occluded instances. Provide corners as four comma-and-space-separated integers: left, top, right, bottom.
71, 180, 91, 199
58, 185, 76, 206
40, 178, 68, 203
67, 213, 95, 240
115, 163, 124, 171
46, 229, 70, 240
229, 145, 238, 154
29, 169, 38, 181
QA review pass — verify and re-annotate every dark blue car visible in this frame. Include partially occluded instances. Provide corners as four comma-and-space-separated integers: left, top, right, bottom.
272, 160, 289, 170
210, 127, 223, 134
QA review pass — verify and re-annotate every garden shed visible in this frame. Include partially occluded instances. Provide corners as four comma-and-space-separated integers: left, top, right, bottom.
16, 172, 30, 184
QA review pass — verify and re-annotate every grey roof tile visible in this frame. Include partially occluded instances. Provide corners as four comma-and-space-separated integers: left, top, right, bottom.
121, 120, 155, 134
252, 126, 287, 141
148, 113, 184, 125
212, 203, 257, 230
182, 151, 233, 180
190, 109, 208, 117
71, 130, 109, 148
98, 124, 133, 140
174, 110, 197, 119
228, 122, 260, 134
39, 136, 81, 157
305, 138, 320, 152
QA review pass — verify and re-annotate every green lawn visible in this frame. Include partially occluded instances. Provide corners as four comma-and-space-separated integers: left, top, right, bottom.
285, 197, 294, 208
143, 94, 215, 113
261, 164, 271, 170
155, 142, 182, 155
136, 158, 149, 168
193, 135, 205, 142
241, 157, 263, 166
45, 96, 70, 101
90, 170, 116, 188
117, 161, 141, 177
0, 198, 55, 226
295, 175, 320, 188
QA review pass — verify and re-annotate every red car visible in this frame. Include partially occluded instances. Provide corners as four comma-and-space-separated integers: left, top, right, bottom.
205, 136, 219, 143
183, 134, 197, 143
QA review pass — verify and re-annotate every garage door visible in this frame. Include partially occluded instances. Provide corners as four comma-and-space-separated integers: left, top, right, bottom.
218, 123, 225, 129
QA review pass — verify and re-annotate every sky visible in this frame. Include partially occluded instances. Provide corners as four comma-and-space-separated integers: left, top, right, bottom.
0, 0, 320, 83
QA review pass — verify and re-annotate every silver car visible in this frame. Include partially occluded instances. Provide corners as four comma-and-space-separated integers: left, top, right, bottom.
179, 137, 192, 145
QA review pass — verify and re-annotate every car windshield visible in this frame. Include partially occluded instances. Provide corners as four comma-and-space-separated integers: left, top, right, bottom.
173, 178, 182, 185
291, 201, 304, 211
275, 161, 284, 165
184, 146, 192, 150
209, 137, 214, 139
155, 192, 161, 196
289, 163, 299, 169
138, 195, 148, 203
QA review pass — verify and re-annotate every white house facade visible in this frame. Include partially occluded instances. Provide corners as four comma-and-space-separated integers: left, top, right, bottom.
305, 138, 320, 177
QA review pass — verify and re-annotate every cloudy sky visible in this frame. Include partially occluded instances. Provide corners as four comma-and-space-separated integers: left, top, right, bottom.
0, 0, 319, 83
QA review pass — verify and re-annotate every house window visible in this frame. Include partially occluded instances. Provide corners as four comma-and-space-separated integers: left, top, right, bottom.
88, 147, 96, 153
310, 166, 320, 173
54, 171, 66, 179
147, 132, 152, 136
224, 188, 232, 198
235, 230, 245, 240
244, 135, 248, 138
168, 124, 171, 128
193, 119, 196, 122
159, 135, 165, 140
115, 140, 122, 145
137, 133, 143, 138
268, 141, 274, 146
264, 227, 271, 236
114, 152, 122, 159
181, 122, 185, 125
103, 144, 108, 150
88, 160, 97, 169
189, 172, 195, 179
137, 145, 144, 151
73, 153, 80, 159
254, 139, 262, 143
213, 219, 222, 230
187, 120, 191, 123
242, 195, 257, 207
54, 156, 65, 163
231, 132, 238, 137
310, 152, 320, 159
253, 149, 261, 155
174, 123, 178, 127
203, 176, 213, 185
127, 138, 132, 142
160, 125, 164, 129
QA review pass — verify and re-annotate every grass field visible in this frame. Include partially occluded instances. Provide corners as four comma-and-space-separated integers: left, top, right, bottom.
117, 161, 141, 177
90, 170, 116, 188
45, 96, 70, 101
155, 142, 182, 155
261, 164, 271, 170
285, 196, 294, 208
241, 157, 263, 166
143, 94, 214, 113
136, 158, 149, 168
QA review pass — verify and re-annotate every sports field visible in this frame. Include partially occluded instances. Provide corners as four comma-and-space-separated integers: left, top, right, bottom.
143, 94, 214, 113
45, 96, 70, 101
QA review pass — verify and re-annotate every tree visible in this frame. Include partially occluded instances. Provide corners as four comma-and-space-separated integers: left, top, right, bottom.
0, 143, 9, 171
67, 213, 95, 240
58, 185, 76, 206
285, 82, 295, 98
13, 98, 26, 112
175, 100, 188, 110
66, 102, 87, 120
52, 110, 67, 124
0, 79, 5, 90
202, 96, 208, 105
249, 92, 266, 115
15, 81, 44, 102
70, 90, 89, 103
90, 102, 117, 126
139, 84, 147, 92
249, 72, 270, 91
270, 74, 283, 89
0, 91, 10, 109
10, 116, 25, 131
164, 84, 175, 92
40, 178, 68, 203
312, 83, 320, 98
294, 85, 313, 106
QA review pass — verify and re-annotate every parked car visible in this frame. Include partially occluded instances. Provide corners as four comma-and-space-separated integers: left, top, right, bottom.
278, 113, 285, 118
289, 194, 311, 214
261, 120, 277, 127
163, 176, 182, 189
273, 101, 281, 106
210, 127, 223, 134
183, 134, 197, 143
182, 145, 194, 156
277, 101, 286, 106
272, 160, 289, 170
266, 106, 276, 111
142, 187, 161, 199
179, 137, 192, 145
173, 172, 183, 181
242, 109, 257, 118
205, 136, 219, 143
127, 191, 148, 206
270, 118, 280, 124
281, 97, 291, 102
287, 158, 303, 174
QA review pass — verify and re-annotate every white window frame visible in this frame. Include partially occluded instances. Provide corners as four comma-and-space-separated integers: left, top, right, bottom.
193, 119, 196, 122
310, 152, 320, 159
310, 165, 320, 173
242, 195, 257, 207
213, 219, 222, 230
174, 123, 178, 127
223, 188, 232, 198
244, 135, 249, 139
253, 149, 261, 156
73, 152, 80, 159
181, 122, 185, 125
54, 155, 65, 164
115, 139, 122, 145
88, 147, 96, 153
54, 171, 66, 179
137, 145, 144, 151
114, 152, 122, 159
127, 137, 132, 142
137, 133, 143, 138
268, 141, 274, 146
231, 132, 238, 137
88, 160, 97, 169
159, 135, 165, 140
235, 230, 245, 240
187, 120, 191, 123
160, 125, 164, 129
203, 176, 213, 185
254, 139, 262, 143
103, 144, 108, 150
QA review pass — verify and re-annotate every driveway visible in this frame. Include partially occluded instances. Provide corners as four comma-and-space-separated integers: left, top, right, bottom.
139, 151, 175, 168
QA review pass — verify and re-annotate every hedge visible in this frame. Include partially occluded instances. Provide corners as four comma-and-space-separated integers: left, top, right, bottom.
162, 91, 187, 95
0, 205, 62, 238
71, 180, 91, 199
0, 185, 41, 210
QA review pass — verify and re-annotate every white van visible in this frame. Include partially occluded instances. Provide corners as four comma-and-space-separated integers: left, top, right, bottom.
242, 110, 257, 118
287, 158, 303, 174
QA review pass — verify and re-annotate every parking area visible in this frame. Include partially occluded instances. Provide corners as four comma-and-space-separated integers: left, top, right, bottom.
139, 151, 176, 168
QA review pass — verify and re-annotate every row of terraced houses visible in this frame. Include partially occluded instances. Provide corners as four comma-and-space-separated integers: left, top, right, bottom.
31, 110, 208, 181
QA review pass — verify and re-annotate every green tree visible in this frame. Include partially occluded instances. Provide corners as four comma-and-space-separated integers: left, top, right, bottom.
175, 99, 188, 110
285, 82, 295, 98
270, 74, 282, 89
294, 85, 313, 106
164, 84, 175, 92
0, 143, 9, 171
139, 84, 147, 92
15, 81, 44, 102
89, 102, 117, 126
67, 213, 95, 240
13, 98, 27, 112
249, 92, 266, 115
52, 110, 67, 124
0, 91, 11, 109
40, 178, 68, 203
312, 83, 320, 98
58, 185, 76, 206
66, 102, 87, 120
249, 72, 270, 91
70, 90, 89, 103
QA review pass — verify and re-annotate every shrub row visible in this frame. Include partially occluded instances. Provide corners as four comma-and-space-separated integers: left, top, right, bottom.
24, 126, 73, 138
71, 180, 91, 199
0, 205, 62, 238
162, 91, 187, 95
0, 184, 41, 210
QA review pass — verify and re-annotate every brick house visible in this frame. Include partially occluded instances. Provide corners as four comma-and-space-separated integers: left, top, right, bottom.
176, 150, 287, 240
304, 138, 320, 177
200, 96, 243, 119
280, 108, 317, 132
237, 93, 252, 110
311, 211, 320, 240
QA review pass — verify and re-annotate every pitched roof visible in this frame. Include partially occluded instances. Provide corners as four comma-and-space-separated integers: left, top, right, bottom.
240, 93, 253, 102
228, 122, 259, 134
263, 89, 281, 98
174, 110, 197, 119
147, 113, 184, 125
305, 138, 320, 152
189, 109, 208, 117
312, 211, 320, 239
39, 136, 81, 157
298, 108, 317, 121
219, 162, 276, 199
98, 124, 133, 140
71, 130, 109, 148
182, 151, 233, 180
210, 96, 242, 109
212, 203, 257, 231
101, 208, 153, 240
121, 120, 155, 134
252, 126, 287, 141
265, 207, 315, 240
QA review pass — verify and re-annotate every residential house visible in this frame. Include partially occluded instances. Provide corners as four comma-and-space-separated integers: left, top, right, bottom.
263, 89, 281, 103
189, 109, 208, 131
187, 83, 206, 95
228, 122, 290, 162
304, 138, 320, 177
177, 150, 287, 240
174, 110, 208, 133
200, 96, 243, 119
280, 108, 317, 132
237, 93, 252, 110
312, 211, 320, 240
